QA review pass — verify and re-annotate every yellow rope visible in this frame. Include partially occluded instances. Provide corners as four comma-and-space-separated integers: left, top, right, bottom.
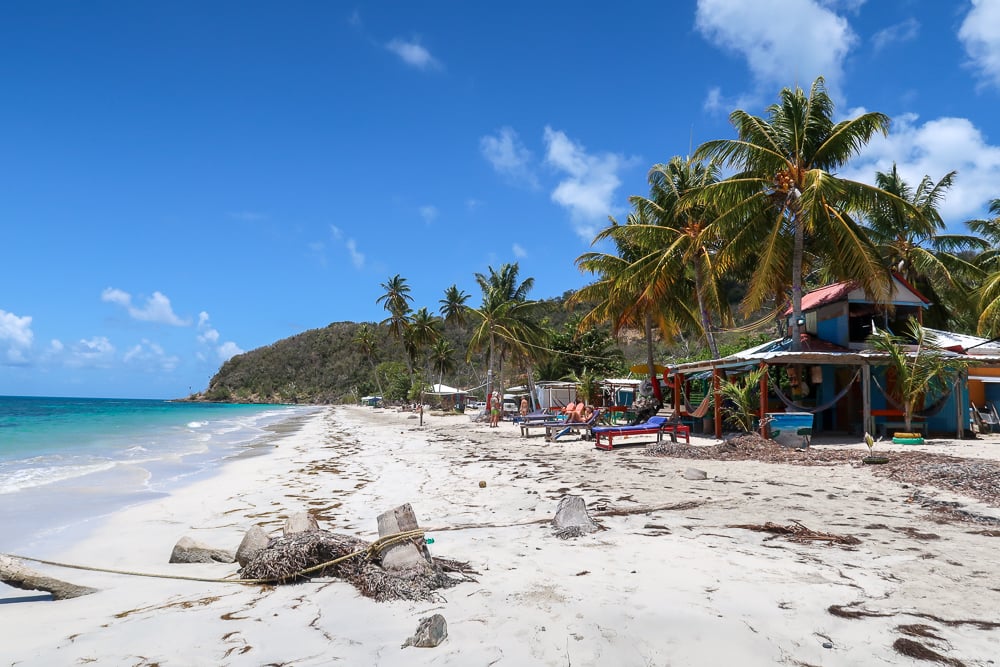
2, 528, 426, 586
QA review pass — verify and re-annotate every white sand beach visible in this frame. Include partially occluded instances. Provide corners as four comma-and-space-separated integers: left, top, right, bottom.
4, 406, 1000, 666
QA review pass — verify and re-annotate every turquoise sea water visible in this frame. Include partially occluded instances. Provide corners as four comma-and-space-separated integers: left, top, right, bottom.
0, 396, 319, 557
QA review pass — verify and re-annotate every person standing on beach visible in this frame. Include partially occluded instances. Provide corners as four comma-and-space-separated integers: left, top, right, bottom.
520, 397, 529, 418
490, 392, 502, 427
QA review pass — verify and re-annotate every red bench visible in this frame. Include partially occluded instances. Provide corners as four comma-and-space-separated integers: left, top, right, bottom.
593, 422, 690, 451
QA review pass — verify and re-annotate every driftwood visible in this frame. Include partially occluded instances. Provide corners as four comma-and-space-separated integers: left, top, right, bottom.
729, 521, 861, 546
0, 554, 98, 600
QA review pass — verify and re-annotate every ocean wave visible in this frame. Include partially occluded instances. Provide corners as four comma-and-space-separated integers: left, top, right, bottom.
0, 461, 118, 494
186, 421, 207, 429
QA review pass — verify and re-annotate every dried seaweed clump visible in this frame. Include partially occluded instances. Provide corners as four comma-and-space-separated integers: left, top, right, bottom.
240, 530, 477, 602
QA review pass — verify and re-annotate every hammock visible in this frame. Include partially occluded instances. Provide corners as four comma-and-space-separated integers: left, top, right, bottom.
871, 373, 953, 417
680, 381, 713, 417
768, 368, 861, 414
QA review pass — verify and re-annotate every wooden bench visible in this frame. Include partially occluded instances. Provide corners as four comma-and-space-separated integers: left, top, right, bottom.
593, 423, 690, 451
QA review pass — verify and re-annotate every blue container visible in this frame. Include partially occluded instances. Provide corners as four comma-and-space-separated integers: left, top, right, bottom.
767, 412, 814, 448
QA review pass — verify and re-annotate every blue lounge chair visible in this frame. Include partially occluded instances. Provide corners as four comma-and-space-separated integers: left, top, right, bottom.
591, 416, 690, 450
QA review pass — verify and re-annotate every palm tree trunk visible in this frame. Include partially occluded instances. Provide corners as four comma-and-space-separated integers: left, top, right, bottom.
644, 313, 663, 404
694, 255, 720, 358
791, 207, 805, 352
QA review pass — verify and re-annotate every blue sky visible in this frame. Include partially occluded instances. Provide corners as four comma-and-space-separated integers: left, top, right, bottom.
3, 0, 1000, 399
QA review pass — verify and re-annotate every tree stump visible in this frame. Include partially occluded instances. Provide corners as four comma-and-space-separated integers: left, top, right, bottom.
0, 554, 98, 600
376, 504, 431, 571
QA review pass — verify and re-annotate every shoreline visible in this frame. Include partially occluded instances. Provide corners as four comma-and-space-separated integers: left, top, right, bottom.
3, 405, 1000, 665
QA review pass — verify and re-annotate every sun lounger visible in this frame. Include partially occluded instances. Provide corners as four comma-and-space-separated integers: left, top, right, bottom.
592, 416, 690, 450
544, 409, 604, 441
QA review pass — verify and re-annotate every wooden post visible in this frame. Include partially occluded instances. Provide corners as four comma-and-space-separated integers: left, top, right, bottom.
861, 364, 871, 435
956, 372, 965, 439
674, 373, 681, 415
376, 503, 431, 571
713, 366, 722, 439
759, 362, 769, 438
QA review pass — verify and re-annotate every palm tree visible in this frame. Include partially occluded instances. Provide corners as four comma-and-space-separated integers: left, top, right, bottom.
573, 211, 696, 391
467, 263, 546, 404
968, 198, 1000, 336
439, 285, 471, 329
693, 77, 910, 350
352, 323, 385, 398
376, 274, 413, 340
868, 319, 969, 432
864, 164, 986, 329
630, 155, 732, 358
429, 338, 457, 386
408, 307, 442, 373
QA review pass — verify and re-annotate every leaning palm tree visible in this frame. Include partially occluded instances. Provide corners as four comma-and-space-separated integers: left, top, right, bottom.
867, 319, 969, 432
863, 164, 986, 329
694, 77, 911, 350
630, 155, 732, 358
573, 210, 697, 387
376, 274, 413, 340
467, 263, 546, 403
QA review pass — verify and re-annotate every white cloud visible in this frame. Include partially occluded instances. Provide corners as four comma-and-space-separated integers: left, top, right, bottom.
217, 341, 244, 362
466, 198, 482, 211
330, 225, 343, 240
871, 17, 919, 52
543, 126, 637, 239
69, 336, 115, 367
512, 243, 527, 258
386, 38, 440, 70
101, 288, 190, 326
123, 339, 180, 372
345, 239, 365, 269
695, 0, 856, 103
419, 205, 438, 223
197, 313, 244, 363
841, 113, 1000, 223
0, 309, 33, 364
480, 127, 539, 188
958, 0, 1000, 90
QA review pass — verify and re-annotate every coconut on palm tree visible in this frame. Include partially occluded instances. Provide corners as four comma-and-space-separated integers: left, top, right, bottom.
693, 77, 914, 350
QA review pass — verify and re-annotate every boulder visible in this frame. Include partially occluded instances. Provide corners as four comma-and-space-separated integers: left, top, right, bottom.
283, 512, 320, 536
552, 495, 599, 539
683, 467, 708, 481
401, 614, 448, 648
169, 536, 235, 564
236, 525, 271, 567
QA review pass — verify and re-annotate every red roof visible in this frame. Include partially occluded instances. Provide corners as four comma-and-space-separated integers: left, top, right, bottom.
783, 280, 856, 316
783, 274, 931, 316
